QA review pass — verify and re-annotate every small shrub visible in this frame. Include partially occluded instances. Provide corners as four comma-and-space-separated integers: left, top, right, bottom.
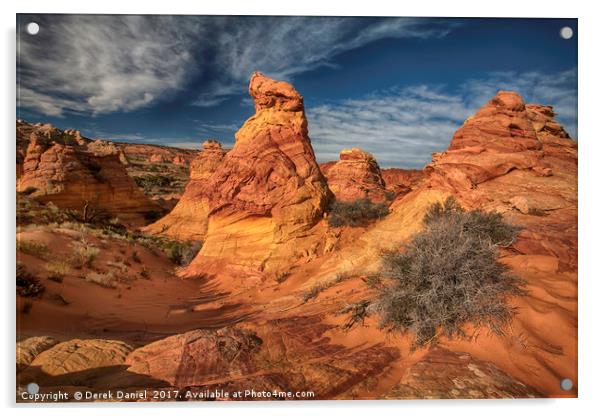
16, 263, 45, 297
164, 240, 202, 266
328, 198, 389, 227
275, 271, 291, 284
375, 197, 524, 349
16, 239, 50, 258
85, 271, 117, 288
337, 300, 371, 330
69, 239, 100, 268
131, 250, 141, 263
527, 207, 548, 217
46, 261, 72, 283
139, 267, 150, 279
362, 274, 383, 289
18, 186, 37, 196
300, 273, 353, 302
133, 174, 176, 193
106, 261, 128, 274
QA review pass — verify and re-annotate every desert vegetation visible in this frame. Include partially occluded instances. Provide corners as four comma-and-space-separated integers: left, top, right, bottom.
300, 272, 354, 302
328, 198, 389, 227
374, 197, 525, 348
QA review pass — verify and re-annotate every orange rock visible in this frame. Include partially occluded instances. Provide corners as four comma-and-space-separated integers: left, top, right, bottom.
179, 73, 332, 277
144, 140, 227, 240
381, 168, 425, 198
323, 148, 387, 203
425, 91, 556, 193
16, 123, 160, 226
125, 328, 262, 387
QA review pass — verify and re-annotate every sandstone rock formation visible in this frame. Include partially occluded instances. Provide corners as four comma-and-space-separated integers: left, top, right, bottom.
322, 148, 388, 203
185, 73, 332, 277
17, 126, 160, 226
426, 91, 553, 192
16, 336, 59, 372
381, 168, 425, 197
126, 328, 263, 387
383, 348, 541, 399
148, 72, 332, 277
22, 339, 133, 377
144, 140, 227, 240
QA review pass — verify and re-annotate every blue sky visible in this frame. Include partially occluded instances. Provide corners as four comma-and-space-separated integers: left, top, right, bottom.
17, 16, 577, 168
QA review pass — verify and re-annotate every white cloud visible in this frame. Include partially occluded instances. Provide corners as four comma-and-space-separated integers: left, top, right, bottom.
17, 15, 455, 115
192, 17, 455, 106
18, 15, 202, 116
307, 68, 577, 168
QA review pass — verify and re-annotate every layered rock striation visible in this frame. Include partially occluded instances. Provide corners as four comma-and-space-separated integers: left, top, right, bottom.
150, 72, 332, 277
17, 122, 159, 226
144, 140, 227, 240
323, 148, 388, 203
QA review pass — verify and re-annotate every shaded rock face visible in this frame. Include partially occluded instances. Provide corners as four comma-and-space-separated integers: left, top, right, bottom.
323, 148, 387, 203
144, 140, 227, 240
17, 124, 160, 226
426, 91, 558, 192
150, 72, 332, 276
383, 348, 541, 399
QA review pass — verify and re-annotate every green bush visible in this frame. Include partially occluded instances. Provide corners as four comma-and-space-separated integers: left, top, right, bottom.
328, 198, 389, 227
375, 197, 524, 349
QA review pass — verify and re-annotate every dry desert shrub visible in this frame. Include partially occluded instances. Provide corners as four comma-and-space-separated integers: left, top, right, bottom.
84, 271, 117, 288
68, 238, 100, 269
328, 198, 389, 227
375, 197, 525, 348
45, 261, 72, 283
16, 239, 50, 258
300, 272, 353, 302
16, 263, 45, 297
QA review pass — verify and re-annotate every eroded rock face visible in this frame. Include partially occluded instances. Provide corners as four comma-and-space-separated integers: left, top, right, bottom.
24, 339, 133, 377
125, 317, 398, 399
381, 168, 425, 198
165, 72, 332, 276
126, 328, 262, 387
144, 140, 227, 240
426, 91, 553, 192
323, 148, 387, 203
383, 348, 541, 399
16, 336, 59, 372
17, 126, 160, 226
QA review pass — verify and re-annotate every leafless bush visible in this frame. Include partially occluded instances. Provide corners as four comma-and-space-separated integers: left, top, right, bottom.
85, 271, 117, 288
337, 300, 371, 330
375, 197, 525, 349
328, 198, 389, 227
16, 263, 45, 297
300, 273, 353, 302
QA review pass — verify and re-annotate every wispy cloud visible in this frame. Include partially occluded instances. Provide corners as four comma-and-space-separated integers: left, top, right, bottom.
17, 15, 456, 116
191, 17, 456, 106
18, 15, 202, 117
308, 68, 577, 168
